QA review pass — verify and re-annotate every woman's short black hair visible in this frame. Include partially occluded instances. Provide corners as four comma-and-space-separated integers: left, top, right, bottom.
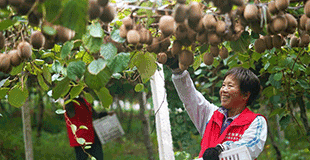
224, 67, 261, 106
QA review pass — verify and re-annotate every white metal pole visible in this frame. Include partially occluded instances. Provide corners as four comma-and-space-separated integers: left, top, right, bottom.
150, 64, 175, 160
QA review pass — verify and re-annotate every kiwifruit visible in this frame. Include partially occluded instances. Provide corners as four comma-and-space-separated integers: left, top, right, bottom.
254, 38, 266, 53
17, 41, 32, 59
43, 39, 55, 50
272, 34, 282, 49
173, 4, 188, 23
305, 18, 310, 33
30, 31, 45, 49
8, 0, 23, 7
171, 40, 182, 57
174, 23, 188, 40
157, 52, 168, 64
267, 24, 276, 35
285, 13, 297, 33
179, 50, 194, 66
187, 2, 203, 24
208, 33, 221, 46
147, 37, 160, 53
159, 15, 175, 37
0, 32, 5, 50
126, 30, 140, 45
195, 18, 205, 33
202, 14, 217, 29
219, 46, 228, 59
275, 0, 289, 11
122, 16, 134, 30
0, 0, 7, 8
299, 34, 310, 47
178, 62, 188, 71
177, 0, 186, 4
88, 0, 101, 20
99, 3, 116, 23
55, 25, 75, 43
272, 15, 288, 33
196, 32, 208, 44
187, 26, 197, 43
264, 35, 273, 50
268, 1, 278, 15
139, 28, 153, 45
28, 11, 40, 26
119, 24, 128, 39
243, 4, 259, 21
300, 14, 308, 30
290, 36, 299, 48
305, 1, 310, 18
0, 54, 11, 73
98, 0, 108, 7
203, 52, 213, 66
8, 49, 22, 66
210, 45, 219, 57
216, 20, 226, 36
159, 35, 171, 52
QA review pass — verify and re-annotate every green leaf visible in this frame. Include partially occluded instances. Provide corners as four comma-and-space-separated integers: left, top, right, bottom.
79, 125, 88, 130
70, 84, 84, 98
88, 58, 107, 75
41, 52, 54, 59
91, 156, 97, 160
193, 54, 203, 71
269, 108, 286, 117
107, 52, 130, 74
273, 72, 283, 81
67, 61, 86, 81
262, 86, 274, 98
135, 83, 144, 92
0, 113, 2, 117
100, 43, 117, 61
84, 146, 92, 149
0, 88, 9, 99
76, 51, 94, 64
130, 52, 157, 83
37, 74, 49, 91
59, 0, 88, 35
230, 32, 250, 53
42, 25, 57, 36
111, 29, 126, 43
0, 19, 17, 30
83, 91, 94, 104
84, 68, 111, 90
55, 109, 66, 114
52, 77, 70, 100
44, 0, 62, 23
51, 60, 63, 74
0, 77, 9, 88
61, 41, 74, 59
297, 80, 310, 89
71, 124, 77, 134
279, 115, 291, 130
112, 73, 122, 79
95, 87, 113, 108
82, 34, 103, 53
10, 62, 24, 76
252, 52, 261, 62
43, 65, 52, 84
89, 22, 104, 38
34, 59, 45, 65
8, 86, 29, 108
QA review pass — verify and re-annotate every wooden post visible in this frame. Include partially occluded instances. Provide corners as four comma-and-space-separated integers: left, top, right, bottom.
22, 99, 34, 160
150, 64, 175, 160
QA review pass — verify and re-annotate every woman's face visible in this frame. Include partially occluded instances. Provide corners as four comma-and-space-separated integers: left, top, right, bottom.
219, 75, 248, 110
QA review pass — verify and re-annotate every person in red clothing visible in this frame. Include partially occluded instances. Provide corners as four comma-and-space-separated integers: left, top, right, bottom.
64, 96, 104, 160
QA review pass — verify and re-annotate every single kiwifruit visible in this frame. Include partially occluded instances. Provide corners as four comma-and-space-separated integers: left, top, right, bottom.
196, 32, 208, 44
187, 2, 203, 23
119, 24, 128, 39
272, 34, 282, 49
173, 4, 188, 23
275, 0, 289, 11
17, 41, 32, 59
216, 20, 226, 36
285, 13, 297, 33
8, 0, 23, 7
159, 35, 171, 52
305, 1, 310, 18
98, 0, 108, 7
305, 18, 310, 33
157, 52, 168, 64
299, 34, 310, 47
139, 28, 153, 45
202, 14, 217, 29
147, 37, 160, 53
174, 23, 188, 40
249, 21, 263, 33
88, 0, 101, 20
268, 1, 278, 15
99, 3, 116, 23
264, 35, 273, 50
210, 45, 219, 57
290, 36, 299, 48
254, 38, 266, 53
300, 14, 308, 30
30, 31, 45, 49
0, 32, 5, 50
127, 30, 140, 45
159, 15, 175, 37
272, 15, 288, 33
171, 40, 182, 57
122, 16, 134, 30
219, 46, 228, 59
0, 54, 11, 73
28, 11, 40, 26
179, 50, 194, 66
208, 33, 221, 46
55, 25, 75, 43
244, 4, 259, 21
0, 0, 7, 8
203, 52, 213, 66
8, 49, 22, 67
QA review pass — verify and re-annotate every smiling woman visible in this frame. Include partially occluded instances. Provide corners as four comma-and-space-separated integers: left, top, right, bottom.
170, 66, 267, 160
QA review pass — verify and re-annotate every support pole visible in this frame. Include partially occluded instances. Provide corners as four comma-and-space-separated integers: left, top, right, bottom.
22, 99, 34, 160
150, 64, 175, 160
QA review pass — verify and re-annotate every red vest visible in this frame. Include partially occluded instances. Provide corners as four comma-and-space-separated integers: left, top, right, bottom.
198, 108, 262, 158
65, 98, 95, 147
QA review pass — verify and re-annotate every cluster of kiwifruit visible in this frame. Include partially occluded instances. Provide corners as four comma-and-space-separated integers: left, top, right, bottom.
0, 41, 32, 73
88, 0, 116, 23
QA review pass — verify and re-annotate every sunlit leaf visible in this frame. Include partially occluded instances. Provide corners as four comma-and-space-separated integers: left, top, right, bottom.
55, 109, 66, 114
297, 79, 310, 89
79, 125, 88, 130
82, 34, 103, 54
8, 86, 29, 108
111, 29, 126, 43
84, 146, 91, 149
0, 77, 9, 88
88, 58, 107, 75
43, 65, 52, 84
107, 52, 130, 74
77, 138, 86, 145
0, 88, 9, 99
71, 124, 77, 134
89, 22, 104, 38
134, 83, 144, 92
100, 43, 117, 61
83, 91, 94, 104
